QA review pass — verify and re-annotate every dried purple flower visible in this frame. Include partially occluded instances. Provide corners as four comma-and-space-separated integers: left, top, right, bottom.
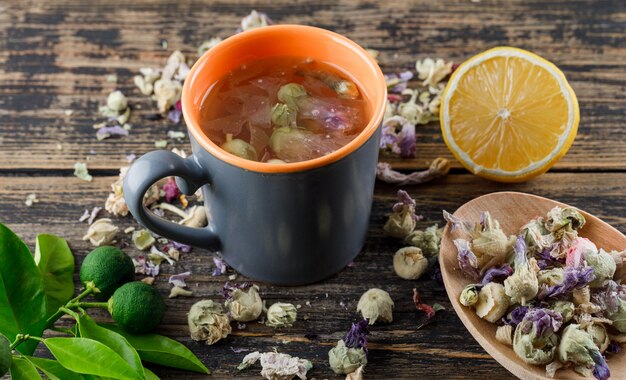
168, 271, 191, 288
125, 154, 137, 163
376, 159, 450, 185
397, 119, 416, 158
454, 239, 480, 280
521, 308, 563, 336
222, 281, 253, 300
133, 256, 160, 277
212, 256, 228, 276
230, 346, 250, 353
591, 280, 626, 314
481, 263, 513, 285
96, 125, 129, 140
536, 244, 565, 269
538, 266, 595, 300
606, 342, 622, 354
378, 116, 415, 158
379, 124, 400, 155
442, 210, 473, 234
163, 177, 180, 203
344, 319, 369, 353
503, 306, 529, 327
392, 189, 416, 213
167, 100, 182, 124
169, 240, 192, 253
591, 350, 610, 380
384, 71, 413, 93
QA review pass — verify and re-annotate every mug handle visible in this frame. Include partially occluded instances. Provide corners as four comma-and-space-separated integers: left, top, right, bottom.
122, 150, 221, 250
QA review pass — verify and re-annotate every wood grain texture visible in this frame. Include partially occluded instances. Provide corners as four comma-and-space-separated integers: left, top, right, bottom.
1, 173, 624, 378
0, 0, 625, 170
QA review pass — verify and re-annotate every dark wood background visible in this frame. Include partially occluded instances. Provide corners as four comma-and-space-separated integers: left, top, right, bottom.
1, 0, 625, 379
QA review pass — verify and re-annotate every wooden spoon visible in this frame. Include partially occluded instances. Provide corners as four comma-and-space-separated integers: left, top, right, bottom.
440, 191, 626, 380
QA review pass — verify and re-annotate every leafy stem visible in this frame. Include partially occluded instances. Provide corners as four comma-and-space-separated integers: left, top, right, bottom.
44, 281, 100, 329
76, 301, 109, 309
9, 334, 44, 350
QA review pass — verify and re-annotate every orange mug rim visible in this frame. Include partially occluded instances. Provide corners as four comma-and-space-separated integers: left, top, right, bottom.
181, 24, 387, 174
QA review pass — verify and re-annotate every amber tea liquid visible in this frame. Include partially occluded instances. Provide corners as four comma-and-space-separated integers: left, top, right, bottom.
199, 56, 369, 163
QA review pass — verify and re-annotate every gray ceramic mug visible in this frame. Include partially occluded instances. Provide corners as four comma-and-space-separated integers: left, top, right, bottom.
123, 25, 386, 285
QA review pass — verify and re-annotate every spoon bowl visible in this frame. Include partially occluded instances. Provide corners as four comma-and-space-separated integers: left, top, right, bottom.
440, 191, 626, 380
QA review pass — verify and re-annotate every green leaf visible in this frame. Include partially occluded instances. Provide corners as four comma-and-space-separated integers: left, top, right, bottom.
9, 356, 42, 380
101, 324, 210, 374
144, 368, 160, 380
25, 356, 86, 380
34, 234, 75, 317
77, 314, 144, 378
0, 335, 11, 376
0, 223, 46, 355
44, 337, 145, 380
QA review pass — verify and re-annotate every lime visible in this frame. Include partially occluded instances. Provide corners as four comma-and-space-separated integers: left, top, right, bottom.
108, 282, 166, 334
80, 246, 135, 300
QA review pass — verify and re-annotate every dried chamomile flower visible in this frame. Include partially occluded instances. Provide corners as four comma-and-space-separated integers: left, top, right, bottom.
551, 301, 575, 323
132, 229, 155, 251
223, 282, 263, 322
496, 324, 514, 346
558, 324, 610, 380
181, 205, 208, 227
221, 133, 258, 161
608, 249, 626, 283
328, 319, 369, 374
459, 284, 479, 307
154, 79, 182, 114
504, 237, 539, 305
197, 37, 222, 55
383, 190, 420, 238
513, 308, 562, 365
404, 224, 443, 257
584, 246, 615, 288
82, 218, 118, 247
188, 300, 232, 345
415, 58, 453, 87
545, 206, 585, 241
266, 303, 297, 328
475, 282, 509, 323
357, 288, 394, 325
74, 162, 93, 182
393, 246, 428, 280
238, 10, 273, 33
238, 351, 312, 380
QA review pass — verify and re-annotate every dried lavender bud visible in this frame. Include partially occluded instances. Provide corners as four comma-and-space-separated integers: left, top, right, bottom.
404, 224, 443, 257
82, 219, 118, 247
356, 288, 394, 325
376, 158, 450, 185
132, 229, 155, 251
496, 324, 513, 345
504, 237, 539, 305
558, 324, 610, 380
221, 134, 258, 161
188, 300, 232, 345
459, 284, 479, 307
475, 282, 509, 323
224, 283, 263, 322
238, 351, 312, 380
265, 303, 297, 328
393, 246, 428, 280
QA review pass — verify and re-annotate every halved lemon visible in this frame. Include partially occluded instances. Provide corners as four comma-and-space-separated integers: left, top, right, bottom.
440, 47, 579, 182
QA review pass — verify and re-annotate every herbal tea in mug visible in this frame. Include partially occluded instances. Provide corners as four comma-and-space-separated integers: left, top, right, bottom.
199, 56, 369, 163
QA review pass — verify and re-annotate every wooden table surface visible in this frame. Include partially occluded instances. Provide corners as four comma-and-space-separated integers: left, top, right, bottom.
1, 1, 625, 379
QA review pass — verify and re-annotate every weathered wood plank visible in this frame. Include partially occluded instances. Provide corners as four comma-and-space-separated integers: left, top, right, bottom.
1, 172, 624, 378
0, 0, 625, 171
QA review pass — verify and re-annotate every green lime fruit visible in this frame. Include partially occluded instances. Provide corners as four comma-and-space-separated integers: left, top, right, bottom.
0, 335, 11, 376
108, 282, 166, 334
80, 246, 135, 300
